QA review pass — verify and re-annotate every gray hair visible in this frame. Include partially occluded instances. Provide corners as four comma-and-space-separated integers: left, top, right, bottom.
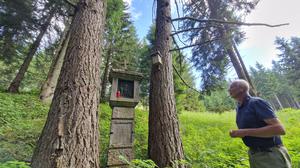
231, 79, 250, 93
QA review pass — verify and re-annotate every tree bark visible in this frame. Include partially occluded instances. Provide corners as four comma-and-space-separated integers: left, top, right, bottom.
100, 46, 112, 102
225, 42, 246, 79
31, 0, 104, 167
7, 8, 56, 93
232, 40, 257, 96
274, 94, 283, 110
220, 28, 256, 96
39, 22, 71, 103
148, 0, 185, 167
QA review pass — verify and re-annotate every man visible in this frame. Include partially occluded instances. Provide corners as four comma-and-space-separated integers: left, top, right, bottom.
228, 79, 291, 168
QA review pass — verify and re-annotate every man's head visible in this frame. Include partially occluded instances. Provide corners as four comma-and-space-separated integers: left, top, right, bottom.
228, 79, 249, 100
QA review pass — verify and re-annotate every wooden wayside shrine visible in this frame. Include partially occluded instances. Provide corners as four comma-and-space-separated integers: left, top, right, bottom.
107, 69, 143, 168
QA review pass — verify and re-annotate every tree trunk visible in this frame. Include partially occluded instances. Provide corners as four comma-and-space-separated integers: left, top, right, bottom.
100, 46, 112, 102
225, 43, 246, 79
232, 40, 257, 96
7, 8, 55, 93
221, 31, 256, 96
148, 0, 185, 167
31, 0, 104, 167
286, 94, 299, 109
1, 28, 15, 63
39, 23, 71, 103
274, 94, 283, 109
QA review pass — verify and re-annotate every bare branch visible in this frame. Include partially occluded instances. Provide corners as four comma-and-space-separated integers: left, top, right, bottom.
174, 0, 180, 28
64, 0, 77, 8
171, 22, 188, 46
172, 17, 289, 27
171, 34, 183, 71
171, 27, 206, 36
173, 64, 202, 94
170, 38, 221, 52
174, 0, 180, 18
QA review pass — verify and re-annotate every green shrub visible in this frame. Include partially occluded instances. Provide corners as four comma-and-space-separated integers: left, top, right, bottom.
0, 160, 30, 168
203, 89, 235, 113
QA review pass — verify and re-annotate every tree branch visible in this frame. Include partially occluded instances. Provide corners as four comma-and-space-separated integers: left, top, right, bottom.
64, 0, 77, 8
171, 22, 188, 46
172, 17, 289, 27
171, 34, 183, 72
173, 64, 202, 94
169, 38, 221, 52
171, 27, 205, 36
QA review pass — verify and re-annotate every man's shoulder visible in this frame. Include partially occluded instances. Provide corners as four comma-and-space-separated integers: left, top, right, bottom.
247, 96, 267, 106
249, 96, 265, 102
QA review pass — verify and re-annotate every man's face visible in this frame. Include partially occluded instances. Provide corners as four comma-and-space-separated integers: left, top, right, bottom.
228, 83, 242, 100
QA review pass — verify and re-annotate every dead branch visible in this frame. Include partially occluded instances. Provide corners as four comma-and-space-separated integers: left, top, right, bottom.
171, 27, 205, 36
171, 22, 188, 46
172, 17, 289, 27
173, 64, 202, 94
169, 38, 221, 52
64, 0, 77, 8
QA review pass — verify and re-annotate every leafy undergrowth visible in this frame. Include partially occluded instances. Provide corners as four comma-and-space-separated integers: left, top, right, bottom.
0, 92, 299, 167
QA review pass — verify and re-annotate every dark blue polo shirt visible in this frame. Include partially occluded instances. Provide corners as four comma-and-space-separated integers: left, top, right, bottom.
236, 95, 282, 148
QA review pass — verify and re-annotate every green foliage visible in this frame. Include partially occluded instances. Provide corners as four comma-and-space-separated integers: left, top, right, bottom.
203, 88, 235, 113
120, 156, 190, 168
0, 92, 49, 162
103, 0, 140, 71
180, 112, 249, 167
250, 63, 280, 100
276, 108, 300, 167
250, 62, 299, 109
173, 52, 206, 113
0, 0, 35, 63
0, 161, 30, 168
98, 103, 112, 166
0, 92, 48, 127
134, 107, 149, 159
0, 50, 52, 91
274, 37, 300, 99
119, 155, 157, 168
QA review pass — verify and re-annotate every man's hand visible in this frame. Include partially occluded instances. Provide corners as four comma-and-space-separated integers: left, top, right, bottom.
229, 118, 285, 138
229, 129, 247, 138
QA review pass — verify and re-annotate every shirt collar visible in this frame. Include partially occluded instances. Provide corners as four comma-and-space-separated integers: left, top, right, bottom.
238, 95, 251, 108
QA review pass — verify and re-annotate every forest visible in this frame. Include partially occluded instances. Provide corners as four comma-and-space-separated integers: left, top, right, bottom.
0, 0, 299, 167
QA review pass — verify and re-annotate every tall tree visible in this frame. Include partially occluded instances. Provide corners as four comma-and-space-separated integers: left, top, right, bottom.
250, 62, 299, 109
148, 0, 185, 167
181, 0, 258, 93
7, 6, 56, 93
250, 63, 280, 99
232, 39, 257, 94
100, 0, 139, 101
0, 0, 35, 63
275, 37, 300, 99
31, 0, 105, 167
39, 21, 71, 102
100, 0, 123, 102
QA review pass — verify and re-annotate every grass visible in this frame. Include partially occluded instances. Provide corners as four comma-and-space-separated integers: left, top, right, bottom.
0, 91, 300, 167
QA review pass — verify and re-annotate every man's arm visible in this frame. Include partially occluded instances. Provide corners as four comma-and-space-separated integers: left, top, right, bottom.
230, 118, 286, 138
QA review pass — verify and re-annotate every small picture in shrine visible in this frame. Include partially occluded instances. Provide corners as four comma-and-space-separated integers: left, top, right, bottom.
117, 79, 134, 98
